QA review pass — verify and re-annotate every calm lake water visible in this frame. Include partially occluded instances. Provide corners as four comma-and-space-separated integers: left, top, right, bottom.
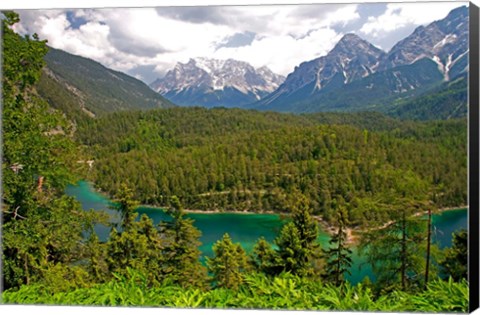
66, 180, 467, 284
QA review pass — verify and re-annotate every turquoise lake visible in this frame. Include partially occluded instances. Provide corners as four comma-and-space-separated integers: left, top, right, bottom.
66, 180, 468, 284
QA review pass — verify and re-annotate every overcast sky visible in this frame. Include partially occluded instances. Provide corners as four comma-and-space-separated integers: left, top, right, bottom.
13, 1, 467, 84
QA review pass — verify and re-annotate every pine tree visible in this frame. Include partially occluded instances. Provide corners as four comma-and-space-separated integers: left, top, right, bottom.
113, 184, 139, 230
322, 206, 352, 286
275, 192, 321, 276
250, 237, 279, 275
159, 196, 207, 288
440, 229, 468, 281
274, 222, 307, 275
207, 233, 248, 290
105, 185, 166, 284
360, 204, 426, 292
359, 170, 430, 292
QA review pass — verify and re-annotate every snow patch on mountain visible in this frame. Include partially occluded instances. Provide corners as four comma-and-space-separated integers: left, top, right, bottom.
149, 58, 285, 108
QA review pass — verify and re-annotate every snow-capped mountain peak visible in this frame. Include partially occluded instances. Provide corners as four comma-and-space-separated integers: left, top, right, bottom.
149, 58, 285, 108
254, 32, 386, 108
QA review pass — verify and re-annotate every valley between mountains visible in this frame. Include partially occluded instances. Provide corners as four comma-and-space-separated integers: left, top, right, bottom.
2, 4, 472, 311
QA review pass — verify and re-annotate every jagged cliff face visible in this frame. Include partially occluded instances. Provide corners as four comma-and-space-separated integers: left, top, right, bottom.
148, 5, 468, 114
251, 5, 468, 112
379, 5, 468, 80
256, 33, 386, 108
149, 58, 284, 108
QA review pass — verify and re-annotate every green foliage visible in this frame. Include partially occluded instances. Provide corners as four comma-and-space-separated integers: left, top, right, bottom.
77, 107, 467, 228
159, 196, 208, 288
2, 13, 103, 290
250, 237, 278, 275
273, 193, 321, 276
39, 47, 173, 116
322, 206, 353, 286
1, 13, 469, 312
113, 184, 139, 230
389, 75, 467, 120
2, 271, 469, 313
274, 222, 308, 276
207, 233, 249, 290
359, 207, 428, 292
440, 229, 468, 281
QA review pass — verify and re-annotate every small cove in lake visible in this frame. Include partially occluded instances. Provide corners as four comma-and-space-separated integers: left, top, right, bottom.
66, 180, 467, 284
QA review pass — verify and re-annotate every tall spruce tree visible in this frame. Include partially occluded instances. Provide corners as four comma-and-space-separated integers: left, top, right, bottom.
104, 184, 166, 284
159, 196, 207, 288
250, 237, 279, 275
270, 192, 321, 277
114, 184, 139, 230
360, 169, 429, 292
322, 206, 352, 286
360, 203, 427, 292
207, 233, 248, 290
274, 222, 308, 276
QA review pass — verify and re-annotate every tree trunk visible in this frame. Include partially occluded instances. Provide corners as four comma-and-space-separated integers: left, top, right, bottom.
24, 253, 30, 285
401, 210, 407, 291
37, 176, 44, 193
424, 207, 432, 290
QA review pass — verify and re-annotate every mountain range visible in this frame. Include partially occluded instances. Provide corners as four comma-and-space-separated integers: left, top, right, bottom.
149, 58, 285, 108
39, 5, 469, 121
249, 5, 468, 113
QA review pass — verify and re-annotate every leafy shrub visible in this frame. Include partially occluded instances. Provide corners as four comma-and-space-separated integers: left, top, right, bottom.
3, 271, 468, 313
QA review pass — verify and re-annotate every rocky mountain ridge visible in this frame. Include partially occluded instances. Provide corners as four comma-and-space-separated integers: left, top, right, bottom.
150, 58, 285, 108
251, 5, 469, 113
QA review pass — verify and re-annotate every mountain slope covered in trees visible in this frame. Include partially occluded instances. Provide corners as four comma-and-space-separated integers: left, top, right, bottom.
248, 6, 468, 117
2, 11, 470, 312
39, 47, 174, 117
76, 107, 467, 226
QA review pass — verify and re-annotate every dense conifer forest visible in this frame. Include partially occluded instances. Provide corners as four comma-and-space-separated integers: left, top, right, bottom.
1, 12, 470, 312
76, 107, 467, 227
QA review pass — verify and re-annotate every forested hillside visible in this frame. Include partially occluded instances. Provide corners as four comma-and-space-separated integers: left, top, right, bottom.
39, 47, 174, 117
2, 11, 470, 312
76, 107, 467, 226
388, 74, 468, 120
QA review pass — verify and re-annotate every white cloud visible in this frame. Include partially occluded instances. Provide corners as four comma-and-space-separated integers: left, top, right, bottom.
12, 2, 466, 83
15, 10, 113, 61
213, 28, 341, 76
360, 2, 466, 38
16, 6, 349, 79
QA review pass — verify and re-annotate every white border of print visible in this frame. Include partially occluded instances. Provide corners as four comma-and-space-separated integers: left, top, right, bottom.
0, 1, 479, 315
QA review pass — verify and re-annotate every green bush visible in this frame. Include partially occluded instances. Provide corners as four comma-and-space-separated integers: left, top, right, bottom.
2, 270, 468, 313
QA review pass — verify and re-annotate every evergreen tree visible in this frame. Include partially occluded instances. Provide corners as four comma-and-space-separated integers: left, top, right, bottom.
250, 237, 279, 275
274, 222, 308, 276
322, 206, 352, 286
83, 233, 108, 283
207, 233, 248, 290
113, 184, 139, 230
159, 196, 207, 288
105, 184, 165, 284
440, 229, 468, 281
290, 193, 320, 256
2, 12, 101, 290
360, 204, 427, 292
266, 192, 322, 277
360, 169, 430, 292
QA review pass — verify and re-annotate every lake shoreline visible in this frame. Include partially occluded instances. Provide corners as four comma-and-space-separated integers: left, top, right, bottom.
340, 205, 469, 245
83, 180, 467, 245
139, 202, 468, 246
